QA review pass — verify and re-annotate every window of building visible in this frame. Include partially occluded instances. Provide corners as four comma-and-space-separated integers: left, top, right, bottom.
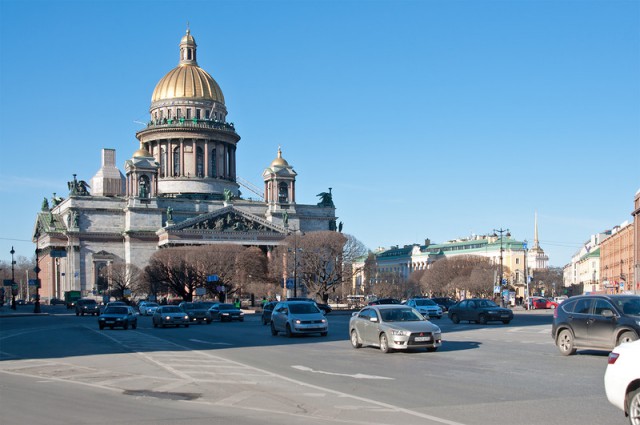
205, 110, 210, 119
177, 108, 182, 118
173, 147, 180, 176
187, 109, 191, 119
278, 182, 288, 203
516, 258, 520, 265
196, 147, 204, 177
196, 109, 201, 119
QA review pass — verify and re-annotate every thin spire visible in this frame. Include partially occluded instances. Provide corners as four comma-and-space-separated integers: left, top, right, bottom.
533, 212, 540, 249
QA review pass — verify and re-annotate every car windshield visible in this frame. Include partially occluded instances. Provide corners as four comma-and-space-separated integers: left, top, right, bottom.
289, 303, 321, 314
218, 304, 235, 310
197, 302, 216, 309
614, 297, 640, 316
104, 307, 128, 315
414, 299, 436, 306
181, 303, 197, 310
478, 300, 499, 308
380, 308, 423, 322
145, 303, 159, 307
162, 306, 182, 313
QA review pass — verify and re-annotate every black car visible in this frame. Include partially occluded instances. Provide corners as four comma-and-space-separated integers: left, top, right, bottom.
261, 301, 277, 325
551, 294, 640, 356
447, 298, 513, 324
75, 298, 100, 316
209, 303, 244, 322
367, 298, 402, 306
98, 306, 138, 330
286, 297, 332, 314
179, 301, 213, 324
431, 297, 457, 312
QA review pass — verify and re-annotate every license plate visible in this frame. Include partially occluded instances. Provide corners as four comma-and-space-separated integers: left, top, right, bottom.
501, 315, 509, 318
105, 321, 115, 324
415, 336, 431, 342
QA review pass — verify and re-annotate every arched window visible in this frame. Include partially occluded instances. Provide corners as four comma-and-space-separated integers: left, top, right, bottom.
173, 147, 180, 176
210, 148, 217, 177
278, 182, 288, 203
160, 148, 166, 177
196, 147, 204, 177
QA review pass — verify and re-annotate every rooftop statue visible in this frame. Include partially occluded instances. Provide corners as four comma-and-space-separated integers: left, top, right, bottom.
316, 187, 335, 207
67, 174, 90, 196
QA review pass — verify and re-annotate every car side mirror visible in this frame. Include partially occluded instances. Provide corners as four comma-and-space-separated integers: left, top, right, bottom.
369, 317, 378, 323
601, 309, 615, 318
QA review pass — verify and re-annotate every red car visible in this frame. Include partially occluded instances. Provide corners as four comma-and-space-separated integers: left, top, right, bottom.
531, 298, 558, 309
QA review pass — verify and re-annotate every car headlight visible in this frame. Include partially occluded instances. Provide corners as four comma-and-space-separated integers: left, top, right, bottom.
222, 313, 229, 316
183, 315, 189, 320
390, 329, 410, 336
239, 312, 244, 316
294, 319, 301, 324
164, 315, 171, 320
321, 319, 327, 323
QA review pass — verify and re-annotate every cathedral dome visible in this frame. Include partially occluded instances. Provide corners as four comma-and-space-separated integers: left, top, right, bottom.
151, 29, 225, 104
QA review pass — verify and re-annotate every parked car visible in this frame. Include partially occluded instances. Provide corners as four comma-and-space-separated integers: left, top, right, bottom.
349, 305, 442, 353
431, 297, 457, 312
179, 301, 213, 324
605, 339, 640, 425
531, 297, 558, 309
552, 294, 640, 356
448, 298, 513, 324
262, 301, 277, 325
270, 301, 328, 337
208, 303, 244, 322
138, 301, 160, 316
49, 298, 66, 305
75, 298, 100, 316
367, 298, 402, 306
405, 298, 443, 319
152, 305, 190, 328
105, 301, 128, 308
554, 296, 568, 304
286, 297, 332, 314
98, 306, 137, 330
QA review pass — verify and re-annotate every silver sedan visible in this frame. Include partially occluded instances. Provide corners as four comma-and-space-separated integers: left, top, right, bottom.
349, 305, 442, 353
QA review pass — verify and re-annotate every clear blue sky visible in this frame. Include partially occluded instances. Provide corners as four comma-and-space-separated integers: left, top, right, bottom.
1, 0, 638, 268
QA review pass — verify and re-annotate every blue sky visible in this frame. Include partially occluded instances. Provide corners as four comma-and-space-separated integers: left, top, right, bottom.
1, 0, 638, 268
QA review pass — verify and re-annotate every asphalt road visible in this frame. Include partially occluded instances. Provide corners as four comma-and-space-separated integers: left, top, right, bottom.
0, 306, 625, 425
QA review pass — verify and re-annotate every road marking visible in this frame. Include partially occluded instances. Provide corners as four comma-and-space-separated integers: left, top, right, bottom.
189, 339, 232, 345
292, 365, 394, 380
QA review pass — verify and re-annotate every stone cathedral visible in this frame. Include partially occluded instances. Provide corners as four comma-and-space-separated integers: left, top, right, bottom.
32, 30, 337, 300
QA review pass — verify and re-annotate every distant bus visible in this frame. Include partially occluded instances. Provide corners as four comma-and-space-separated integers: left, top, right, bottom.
346, 295, 365, 308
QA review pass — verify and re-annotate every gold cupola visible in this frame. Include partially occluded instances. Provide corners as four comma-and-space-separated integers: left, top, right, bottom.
151, 29, 225, 104
270, 147, 290, 168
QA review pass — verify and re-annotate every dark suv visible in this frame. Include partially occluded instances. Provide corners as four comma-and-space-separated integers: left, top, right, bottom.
431, 297, 457, 312
75, 298, 100, 316
552, 294, 640, 356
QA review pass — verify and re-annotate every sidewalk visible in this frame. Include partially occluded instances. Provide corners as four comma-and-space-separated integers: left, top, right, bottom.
0, 303, 50, 318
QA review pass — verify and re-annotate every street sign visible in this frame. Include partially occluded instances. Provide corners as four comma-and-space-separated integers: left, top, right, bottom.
207, 275, 219, 282
28, 279, 39, 286
286, 278, 294, 289
3, 279, 13, 286
195, 287, 206, 296
493, 286, 501, 294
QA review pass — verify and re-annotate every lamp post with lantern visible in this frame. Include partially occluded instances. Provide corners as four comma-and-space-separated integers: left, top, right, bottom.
10, 246, 17, 310
492, 228, 510, 306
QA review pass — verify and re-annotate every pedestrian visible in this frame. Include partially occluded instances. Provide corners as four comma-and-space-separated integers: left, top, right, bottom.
234, 298, 241, 309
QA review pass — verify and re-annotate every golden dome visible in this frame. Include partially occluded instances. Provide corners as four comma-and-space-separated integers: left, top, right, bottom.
151, 29, 225, 104
151, 65, 224, 103
270, 147, 289, 168
133, 146, 152, 158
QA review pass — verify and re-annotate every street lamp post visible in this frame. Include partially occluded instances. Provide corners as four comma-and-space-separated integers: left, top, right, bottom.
10, 246, 16, 310
33, 249, 41, 313
492, 228, 510, 307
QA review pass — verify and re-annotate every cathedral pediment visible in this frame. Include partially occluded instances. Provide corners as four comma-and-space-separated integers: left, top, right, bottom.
167, 206, 286, 234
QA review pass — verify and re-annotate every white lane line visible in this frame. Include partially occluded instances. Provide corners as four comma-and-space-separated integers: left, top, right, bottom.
189, 339, 232, 345
292, 365, 394, 380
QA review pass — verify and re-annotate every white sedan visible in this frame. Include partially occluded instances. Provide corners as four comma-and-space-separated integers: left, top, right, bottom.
139, 301, 159, 316
604, 339, 640, 425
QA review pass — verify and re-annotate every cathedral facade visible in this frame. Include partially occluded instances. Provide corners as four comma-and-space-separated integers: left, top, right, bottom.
32, 30, 336, 301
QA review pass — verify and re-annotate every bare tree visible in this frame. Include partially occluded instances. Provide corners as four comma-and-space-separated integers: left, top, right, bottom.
420, 256, 497, 298
531, 267, 564, 297
145, 248, 200, 302
102, 262, 144, 301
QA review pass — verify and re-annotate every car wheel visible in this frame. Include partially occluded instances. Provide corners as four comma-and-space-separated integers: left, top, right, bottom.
628, 387, 640, 425
450, 313, 460, 324
285, 324, 293, 338
557, 329, 576, 356
426, 347, 438, 352
617, 331, 639, 346
123, 322, 129, 330
76, 311, 79, 316
478, 314, 487, 325
350, 330, 362, 348
502, 320, 511, 324
206, 320, 212, 324
99, 324, 104, 330
239, 318, 244, 322
379, 333, 391, 353
262, 317, 268, 325
153, 322, 157, 328
270, 321, 278, 336
185, 324, 190, 328
132, 321, 137, 330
